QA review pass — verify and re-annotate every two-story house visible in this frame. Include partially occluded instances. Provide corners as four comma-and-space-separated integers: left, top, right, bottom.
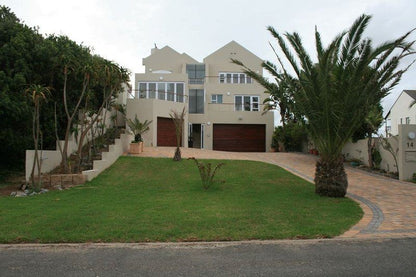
385, 90, 416, 135
126, 41, 274, 152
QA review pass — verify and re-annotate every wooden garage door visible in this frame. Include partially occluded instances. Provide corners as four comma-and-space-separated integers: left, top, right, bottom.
157, 117, 181, 147
213, 124, 265, 152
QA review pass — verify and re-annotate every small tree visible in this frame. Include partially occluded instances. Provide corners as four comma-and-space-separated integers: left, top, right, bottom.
170, 107, 186, 161
26, 84, 50, 190
188, 157, 225, 190
127, 115, 152, 142
380, 135, 399, 175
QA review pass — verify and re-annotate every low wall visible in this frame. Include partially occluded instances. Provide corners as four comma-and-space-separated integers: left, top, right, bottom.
25, 108, 115, 182
82, 133, 133, 181
343, 137, 399, 173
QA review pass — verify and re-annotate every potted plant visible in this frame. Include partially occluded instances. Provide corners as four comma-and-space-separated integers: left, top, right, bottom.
126, 115, 152, 154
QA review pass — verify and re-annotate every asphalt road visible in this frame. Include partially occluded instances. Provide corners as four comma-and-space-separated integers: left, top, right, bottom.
1, 238, 415, 277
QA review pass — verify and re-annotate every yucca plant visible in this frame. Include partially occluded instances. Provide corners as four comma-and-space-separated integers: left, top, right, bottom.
170, 107, 186, 161
268, 14, 415, 197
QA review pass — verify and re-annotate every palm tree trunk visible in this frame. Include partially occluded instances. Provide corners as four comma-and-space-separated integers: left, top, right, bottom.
314, 156, 348, 197
173, 147, 181, 161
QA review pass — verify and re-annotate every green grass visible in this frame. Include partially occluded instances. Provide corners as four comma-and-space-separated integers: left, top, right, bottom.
0, 157, 362, 243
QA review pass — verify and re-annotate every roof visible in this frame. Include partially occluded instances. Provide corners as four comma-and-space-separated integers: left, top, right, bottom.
204, 40, 262, 62
384, 90, 416, 119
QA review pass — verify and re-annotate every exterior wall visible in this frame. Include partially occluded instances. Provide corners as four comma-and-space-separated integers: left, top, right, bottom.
126, 98, 188, 147
386, 91, 416, 135
343, 137, 399, 173
398, 124, 416, 180
129, 41, 274, 151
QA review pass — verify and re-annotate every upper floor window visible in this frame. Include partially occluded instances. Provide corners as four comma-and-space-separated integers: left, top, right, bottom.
219, 72, 252, 84
138, 82, 185, 103
189, 89, 204, 114
406, 117, 410, 124
186, 64, 205, 84
211, 94, 223, 104
235, 95, 259, 111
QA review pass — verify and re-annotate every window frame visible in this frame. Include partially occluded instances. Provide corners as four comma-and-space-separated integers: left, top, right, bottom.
234, 95, 260, 111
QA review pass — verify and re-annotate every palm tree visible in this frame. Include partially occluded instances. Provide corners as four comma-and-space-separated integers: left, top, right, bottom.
231, 59, 297, 126
268, 14, 415, 197
26, 84, 50, 190
127, 115, 152, 142
170, 107, 186, 161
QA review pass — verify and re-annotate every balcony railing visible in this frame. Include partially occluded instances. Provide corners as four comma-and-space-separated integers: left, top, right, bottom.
188, 78, 204, 84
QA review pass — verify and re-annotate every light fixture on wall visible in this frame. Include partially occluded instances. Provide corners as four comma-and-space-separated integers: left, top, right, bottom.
149, 68, 152, 72
238, 117, 243, 121
207, 121, 211, 126
159, 76, 163, 80
226, 92, 231, 96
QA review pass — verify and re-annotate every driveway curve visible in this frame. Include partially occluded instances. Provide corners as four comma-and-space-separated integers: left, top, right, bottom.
135, 147, 416, 239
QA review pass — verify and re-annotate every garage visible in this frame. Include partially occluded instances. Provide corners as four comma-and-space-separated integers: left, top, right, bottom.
157, 117, 181, 146
213, 124, 266, 152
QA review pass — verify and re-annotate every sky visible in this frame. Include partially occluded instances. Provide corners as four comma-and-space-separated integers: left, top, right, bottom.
3, 0, 416, 122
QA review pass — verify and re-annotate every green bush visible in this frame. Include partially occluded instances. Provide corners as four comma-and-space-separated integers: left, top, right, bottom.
272, 122, 307, 152
372, 148, 382, 169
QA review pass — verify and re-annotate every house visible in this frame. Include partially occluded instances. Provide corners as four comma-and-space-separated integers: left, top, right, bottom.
126, 41, 274, 152
385, 90, 416, 135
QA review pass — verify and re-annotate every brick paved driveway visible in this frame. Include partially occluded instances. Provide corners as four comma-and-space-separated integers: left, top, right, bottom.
134, 147, 416, 238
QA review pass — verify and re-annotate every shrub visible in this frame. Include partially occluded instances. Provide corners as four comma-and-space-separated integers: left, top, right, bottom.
272, 122, 307, 152
372, 148, 382, 169
188, 157, 225, 190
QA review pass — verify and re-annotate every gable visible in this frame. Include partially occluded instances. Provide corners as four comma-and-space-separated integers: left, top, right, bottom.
204, 41, 262, 66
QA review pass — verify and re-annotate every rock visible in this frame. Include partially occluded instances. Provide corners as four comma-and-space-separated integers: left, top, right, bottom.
10, 192, 17, 197
24, 189, 29, 194
29, 191, 37, 196
19, 183, 27, 191
40, 189, 49, 194
15, 191, 27, 197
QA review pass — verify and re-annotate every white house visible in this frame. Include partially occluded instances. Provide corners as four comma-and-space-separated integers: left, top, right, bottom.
385, 90, 416, 135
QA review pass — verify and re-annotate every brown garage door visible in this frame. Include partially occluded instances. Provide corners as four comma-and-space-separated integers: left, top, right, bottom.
213, 124, 265, 152
157, 117, 181, 147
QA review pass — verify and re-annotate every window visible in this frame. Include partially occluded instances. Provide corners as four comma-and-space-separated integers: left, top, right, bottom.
157, 83, 166, 100
139, 83, 147, 98
167, 83, 175, 101
148, 83, 156, 99
186, 64, 205, 84
406, 117, 410, 124
176, 83, 184, 102
235, 95, 259, 111
137, 82, 185, 103
219, 72, 252, 84
211, 94, 223, 104
189, 89, 204, 114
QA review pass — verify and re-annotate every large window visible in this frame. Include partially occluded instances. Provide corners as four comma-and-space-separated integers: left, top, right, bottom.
186, 64, 205, 84
137, 82, 185, 102
211, 94, 223, 104
235, 95, 259, 111
189, 89, 204, 114
219, 72, 252, 84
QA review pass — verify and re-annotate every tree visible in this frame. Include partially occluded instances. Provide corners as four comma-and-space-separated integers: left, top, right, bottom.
268, 14, 415, 197
170, 107, 186, 161
351, 104, 384, 168
26, 84, 50, 190
231, 59, 297, 126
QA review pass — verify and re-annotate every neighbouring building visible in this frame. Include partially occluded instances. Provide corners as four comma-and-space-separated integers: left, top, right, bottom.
126, 41, 274, 152
385, 90, 416, 135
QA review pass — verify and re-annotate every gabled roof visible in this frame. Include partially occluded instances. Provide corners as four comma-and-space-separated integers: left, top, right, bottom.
143, 45, 199, 65
204, 40, 262, 63
385, 90, 416, 119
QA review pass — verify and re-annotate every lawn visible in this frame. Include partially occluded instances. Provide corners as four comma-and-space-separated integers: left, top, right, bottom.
0, 156, 362, 243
